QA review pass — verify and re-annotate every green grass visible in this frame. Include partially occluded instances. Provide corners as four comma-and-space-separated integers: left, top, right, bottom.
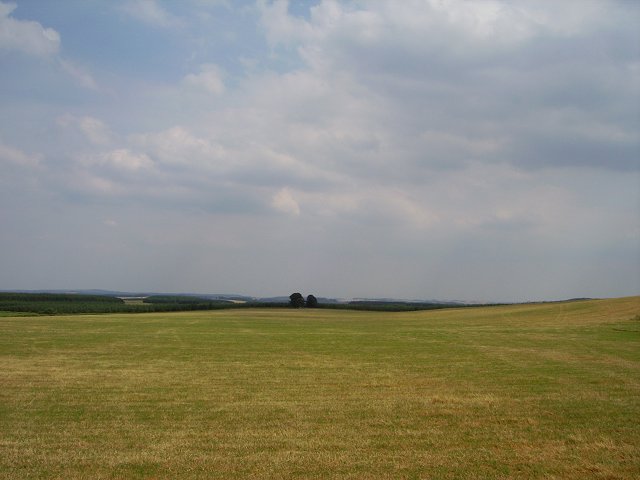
1, 297, 639, 479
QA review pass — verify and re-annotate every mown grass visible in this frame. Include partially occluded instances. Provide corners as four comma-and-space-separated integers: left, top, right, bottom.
0, 297, 638, 479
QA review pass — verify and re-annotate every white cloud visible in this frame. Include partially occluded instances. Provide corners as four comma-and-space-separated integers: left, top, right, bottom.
78, 117, 112, 146
73, 171, 122, 195
0, 3, 103, 91
256, 0, 638, 173
513, 0, 611, 36
258, 0, 314, 47
0, 140, 41, 168
83, 149, 154, 172
271, 187, 300, 216
130, 126, 226, 168
57, 115, 113, 145
121, 0, 184, 28
101, 149, 153, 171
83, 0, 635, 223
58, 59, 100, 91
183, 64, 225, 95
0, 1, 60, 56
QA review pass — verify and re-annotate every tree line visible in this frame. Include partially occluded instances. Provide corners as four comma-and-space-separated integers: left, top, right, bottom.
289, 293, 318, 308
0, 292, 484, 315
0, 293, 242, 315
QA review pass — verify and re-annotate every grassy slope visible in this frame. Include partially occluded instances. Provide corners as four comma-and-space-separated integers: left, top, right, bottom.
0, 297, 638, 479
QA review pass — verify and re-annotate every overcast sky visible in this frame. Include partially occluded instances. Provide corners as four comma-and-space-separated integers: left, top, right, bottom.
0, 0, 638, 302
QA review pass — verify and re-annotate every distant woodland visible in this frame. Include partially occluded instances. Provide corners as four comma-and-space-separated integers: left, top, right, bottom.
0, 292, 472, 315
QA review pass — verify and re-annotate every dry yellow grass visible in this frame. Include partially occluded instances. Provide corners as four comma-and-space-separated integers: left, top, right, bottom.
1, 296, 639, 478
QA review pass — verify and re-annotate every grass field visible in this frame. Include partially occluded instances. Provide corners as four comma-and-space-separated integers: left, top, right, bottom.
1, 297, 639, 479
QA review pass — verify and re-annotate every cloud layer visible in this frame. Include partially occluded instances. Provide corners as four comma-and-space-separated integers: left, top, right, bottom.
0, 2, 59, 56
0, 0, 638, 301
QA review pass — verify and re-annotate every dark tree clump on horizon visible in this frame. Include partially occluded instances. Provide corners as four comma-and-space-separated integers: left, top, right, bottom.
306, 295, 318, 308
289, 292, 305, 308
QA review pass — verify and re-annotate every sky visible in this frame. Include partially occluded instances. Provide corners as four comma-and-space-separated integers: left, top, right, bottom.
0, 0, 638, 302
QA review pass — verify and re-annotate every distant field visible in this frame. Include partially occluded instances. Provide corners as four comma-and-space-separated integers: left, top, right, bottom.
0, 293, 237, 314
1, 297, 638, 479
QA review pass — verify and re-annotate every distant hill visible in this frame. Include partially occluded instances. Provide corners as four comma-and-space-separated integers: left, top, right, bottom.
351, 298, 466, 306
0, 289, 256, 302
257, 296, 341, 304
0, 289, 596, 307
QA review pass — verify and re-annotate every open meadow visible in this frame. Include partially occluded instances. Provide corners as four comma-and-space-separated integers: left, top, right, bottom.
1, 297, 639, 479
